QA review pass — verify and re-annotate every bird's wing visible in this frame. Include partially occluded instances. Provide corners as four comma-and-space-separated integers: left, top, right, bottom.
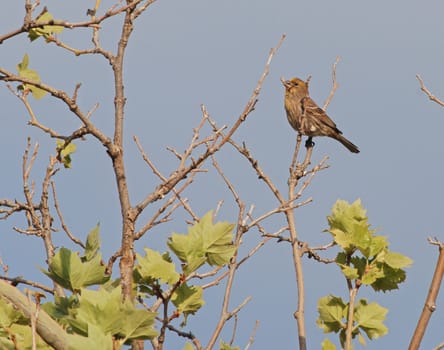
301, 96, 340, 132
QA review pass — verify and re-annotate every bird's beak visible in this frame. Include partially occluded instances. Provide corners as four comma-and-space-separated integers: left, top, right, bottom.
280, 77, 291, 88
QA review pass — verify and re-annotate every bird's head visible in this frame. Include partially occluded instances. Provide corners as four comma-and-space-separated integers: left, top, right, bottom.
281, 77, 309, 95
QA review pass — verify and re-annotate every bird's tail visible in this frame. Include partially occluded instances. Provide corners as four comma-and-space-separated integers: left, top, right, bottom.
335, 134, 360, 153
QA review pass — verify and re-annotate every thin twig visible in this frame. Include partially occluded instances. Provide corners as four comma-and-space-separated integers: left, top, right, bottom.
0, 276, 53, 294
244, 320, 260, 350
51, 181, 85, 248
416, 74, 444, 107
323, 56, 341, 110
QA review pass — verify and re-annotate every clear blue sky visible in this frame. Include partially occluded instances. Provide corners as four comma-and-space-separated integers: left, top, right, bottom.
1, 1, 444, 349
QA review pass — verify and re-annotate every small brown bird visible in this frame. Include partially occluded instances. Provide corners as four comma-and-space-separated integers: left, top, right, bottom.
282, 77, 359, 153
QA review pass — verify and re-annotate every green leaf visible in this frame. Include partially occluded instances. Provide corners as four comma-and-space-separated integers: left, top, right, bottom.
41, 247, 109, 292
182, 343, 194, 350
370, 264, 407, 292
172, 283, 204, 325
362, 235, 387, 258
341, 265, 360, 280
360, 263, 385, 286
0, 298, 28, 327
317, 295, 347, 333
83, 223, 100, 261
167, 211, 236, 275
381, 251, 413, 269
327, 199, 368, 235
28, 12, 64, 42
66, 324, 113, 350
42, 294, 79, 325
16, 54, 47, 100
56, 140, 77, 168
44, 287, 157, 342
321, 338, 337, 350
219, 340, 240, 350
0, 324, 53, 349
354, 299, 388, 339
135, 248, 180, 285
358, 332, 367, 346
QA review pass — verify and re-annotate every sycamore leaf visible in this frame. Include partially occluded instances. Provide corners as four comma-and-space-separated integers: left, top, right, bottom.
360, 263, 385, 285
317, 295, 347, 333
0, 324, 53, 349
16, 54, 47, 100
0, 298, 28, 327
83, 223, 101, 262
321, 338, 337, 350
358, 332, 367, 346
135, 248, 180, 285
44, 287, 157, 342
172, 283, 204, 325
371, 264, 407, 292
65, 324, 113, 350
41, 247, 109, 292
327, 199, 368, 235
354, 299, 388, 339
56, 140, 77, 168
168, 211, 235, 275
28, 12, 64, 42
340, 265, 360, 280
219, 340, 240, 350
361, 235, 387, 258
182, 343, 195, 350
381, 251, 413, 269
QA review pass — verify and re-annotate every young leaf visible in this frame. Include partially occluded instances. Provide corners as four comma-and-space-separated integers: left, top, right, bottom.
172, 283, 204, 325
56, 140, 77, 168
16, 54, 47, 100
0, 298, 29, 327
354, 299, 388, 339
381, 251, 413, 269
219, 340, 240, 350
28, 12, 64, 42
0, 323, 54, 349
183, 343, 194, 350
370, 264, 407, 292
41, 247, 109, 291
317, 295, 347, 333
135, 248, 180, 285
44, 287, 157, 342
321, 338, 337, 350
83, 223, 101, 262
168, 211, 236, 275
65, 324, 113, 350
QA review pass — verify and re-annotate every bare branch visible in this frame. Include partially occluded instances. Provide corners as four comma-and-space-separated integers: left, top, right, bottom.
134, 34, 286, 216
51, 182, 85, 249
416, 74, 444, 107
244, 320, 260, 350
409, 238, 444, 350
0, 275, 53, 294
0, 0, 150, 44
323, 56, 341, 110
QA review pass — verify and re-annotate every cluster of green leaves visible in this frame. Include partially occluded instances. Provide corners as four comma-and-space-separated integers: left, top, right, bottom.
17, 11, 61, 100
17, 11, 63, 100
0, 298, 41, 349
135, 211, 236, 327
14, 46, 78, 169
0, 212, 236, 349
317, 199, 412, 349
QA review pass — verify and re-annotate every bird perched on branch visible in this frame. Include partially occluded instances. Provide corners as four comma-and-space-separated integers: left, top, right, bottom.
281, 77, 359, 153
